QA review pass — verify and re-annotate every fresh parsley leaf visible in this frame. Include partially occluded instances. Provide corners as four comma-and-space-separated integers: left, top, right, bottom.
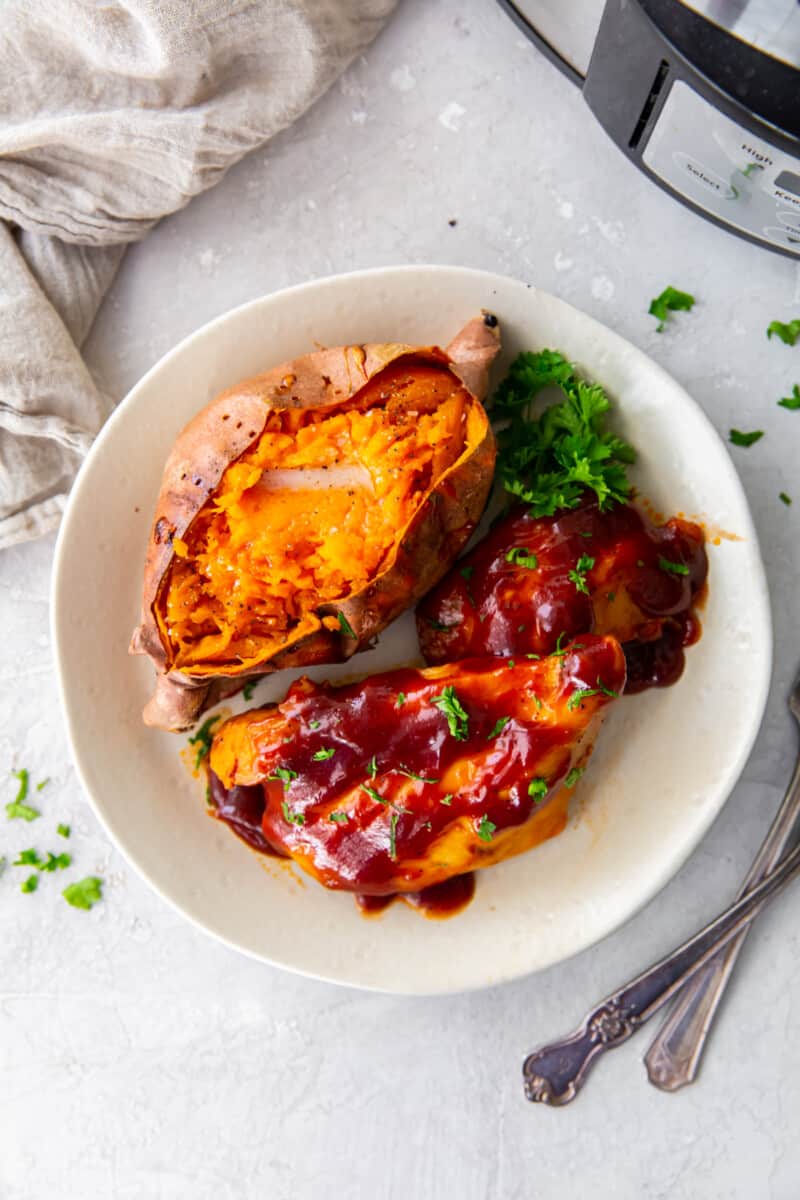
780, 492, 792, 506
778, 385, 800, 411
658, 556, 690, 576
492, 350, 636, 518
553, 632, 568, 657
507, 659, 515, 669
767, 319, 800, 346
396, 693, 406, 708
13, 848, 42, 868
568, 554, 595, 595
328, 811, 349, 823
268, 766, 298, 788
649, 286, 695, 333
395, 765, 439, 783
280, 799, 305, 825
526, 652, 541, 660
337, 611, 356, 638
312, 747, 335, 761
21, 874, 38, 894
36, 778, 49, 792
476, 814, 496, 842
62, 876, 103, 910
459, 565, 475, 581
531, 692, 543, 710
596, 677, 620, 698
308, 719, 321, 730
566, 687, 600, 711
487, 716, 510, 739
729, 428, 764, 447
606, 591, 616, 603
565, 767, 584, 788
187, 715, 222, 769
505, 547, 539, 569
388, 811, 400, 860
360, 782, 385, 805
242, 681, 256, 701
426, 617, 454, 631
40, 852, 71, 873
367, 756, 379, 779
440, 793, 454, 806
6, 769, 40, 822
528, 777, 548, 802
57, 824, 71, 839
431, 686, 469, 740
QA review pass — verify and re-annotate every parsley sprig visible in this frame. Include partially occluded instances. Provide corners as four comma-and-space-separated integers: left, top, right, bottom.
649, 286, 695, 333
568, 554, 595, 595
431, 686, 469, 740
767, 319, 800, 346
492, 350, 635, 518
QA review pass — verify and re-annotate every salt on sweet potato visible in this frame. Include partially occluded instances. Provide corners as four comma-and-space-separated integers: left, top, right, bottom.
131, 314, 501, 731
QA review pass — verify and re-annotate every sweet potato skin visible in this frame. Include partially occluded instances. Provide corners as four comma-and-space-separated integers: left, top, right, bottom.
131, 316, 500, 731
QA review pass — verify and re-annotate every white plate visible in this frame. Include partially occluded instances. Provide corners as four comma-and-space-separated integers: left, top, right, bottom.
52, 266, 772, 994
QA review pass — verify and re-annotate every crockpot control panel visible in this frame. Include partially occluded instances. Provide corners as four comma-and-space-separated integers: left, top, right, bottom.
642, 81, 800, 254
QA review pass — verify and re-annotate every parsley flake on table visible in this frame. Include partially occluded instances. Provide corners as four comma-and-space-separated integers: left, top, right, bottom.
312, 747, 335, 761
767, 319, 800, 346
280, 800, 305, 826
21, 874, 38, 894
492, 350, 635, 518
487, 716, 510, 739
528, 777, 548, 802
658, 556, 690, 576
778, 385, 800, 411
13, 848, 42, 868
242, 681, 256, 701
431, 686, 469, 740
187, 715, 222, 769
505, 547, 539, 569
36, 778, 49, 792
476, 814, 496, 842
729, 428, 764, 447
780, 492, 792, 506
269, 766, 298, 788
41, 852, 71, 873
6, 770, 40, 822
565, 767, 584, 788
57, 824, 71, 839
648, 286, 695, 333
568, 554, 595, 595
62, 876, 103, 910
337, 611, 356, 638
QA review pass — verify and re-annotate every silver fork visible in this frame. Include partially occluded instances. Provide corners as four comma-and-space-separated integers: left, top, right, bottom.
644, 667, 800, 1090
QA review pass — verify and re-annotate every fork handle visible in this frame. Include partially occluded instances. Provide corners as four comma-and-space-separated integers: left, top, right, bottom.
645, 750, 800, 1091
523, 836, 800, 1105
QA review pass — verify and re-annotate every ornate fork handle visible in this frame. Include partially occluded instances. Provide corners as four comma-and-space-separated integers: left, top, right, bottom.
645, 752, 800, 1090
523, 837, 800, 1106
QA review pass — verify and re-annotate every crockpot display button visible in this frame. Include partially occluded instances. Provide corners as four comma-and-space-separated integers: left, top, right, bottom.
762, 226, 800, 249
671, 153, 735, 200
777, 211, 800, 237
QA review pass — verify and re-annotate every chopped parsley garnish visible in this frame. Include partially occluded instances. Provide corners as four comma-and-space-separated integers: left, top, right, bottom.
780, 492, 792, 506
767, 319, 800, 346
395, 765, 439, 783
389, 811, 400, 860
567, 688, 600, 711
596, 677, 619, 698
492, 350, 635, 517
187, 715, 221, 769
328, 811, 349, 823
440, 794, 454, 806
459, 565, 475, 581
431, 686, 469, 740
360, 782, 385, 805
6, 770, 40, 822
312, 747, 335, 761
778, 385, 800, 411
531, 692, 543, 710
476, 814, 496, 842
21, 875, 38, 894
396, 693, 406, 708
517, 624, 526, 633
337, 611, 356, 638
507, 660, 515, 669
552, 632, 568, 657
658, 556, 690, 576
528, 777, 548, 802
367, 755, 379, 779
13, 849, 42, 868
280, 800, 305, 825
426, 617, 454, 631
242, 681, 256, 701
62, 877, 103, 910
606, 591, 616, 603
526, 652, 541, 660
41, 852, 71, 873
36, 778, 49, 792
487, 716, 510, 739
506, 547, 539, 569
308, 719, 321, 730
268, 766, 298, 788
57, 824, 71, 839
568, 554, 595, 595
565, 767, 584, 788
729, 428, 763, 447
649, 286, 695, 333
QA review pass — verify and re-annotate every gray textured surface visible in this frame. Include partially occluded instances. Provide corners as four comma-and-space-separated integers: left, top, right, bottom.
2, 1, 800, 1196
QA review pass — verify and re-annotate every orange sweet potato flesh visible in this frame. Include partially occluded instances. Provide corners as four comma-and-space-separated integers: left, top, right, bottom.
131, 315, 500, 731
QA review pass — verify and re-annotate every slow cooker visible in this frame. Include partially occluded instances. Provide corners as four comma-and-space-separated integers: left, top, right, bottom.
498, 0, 800, 257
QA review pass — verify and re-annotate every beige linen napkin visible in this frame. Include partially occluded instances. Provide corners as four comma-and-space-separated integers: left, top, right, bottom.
0, 0, 396, 549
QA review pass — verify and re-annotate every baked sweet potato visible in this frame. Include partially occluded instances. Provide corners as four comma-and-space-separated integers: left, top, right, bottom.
131, 315, 500, 731
207, 635, 626, 895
